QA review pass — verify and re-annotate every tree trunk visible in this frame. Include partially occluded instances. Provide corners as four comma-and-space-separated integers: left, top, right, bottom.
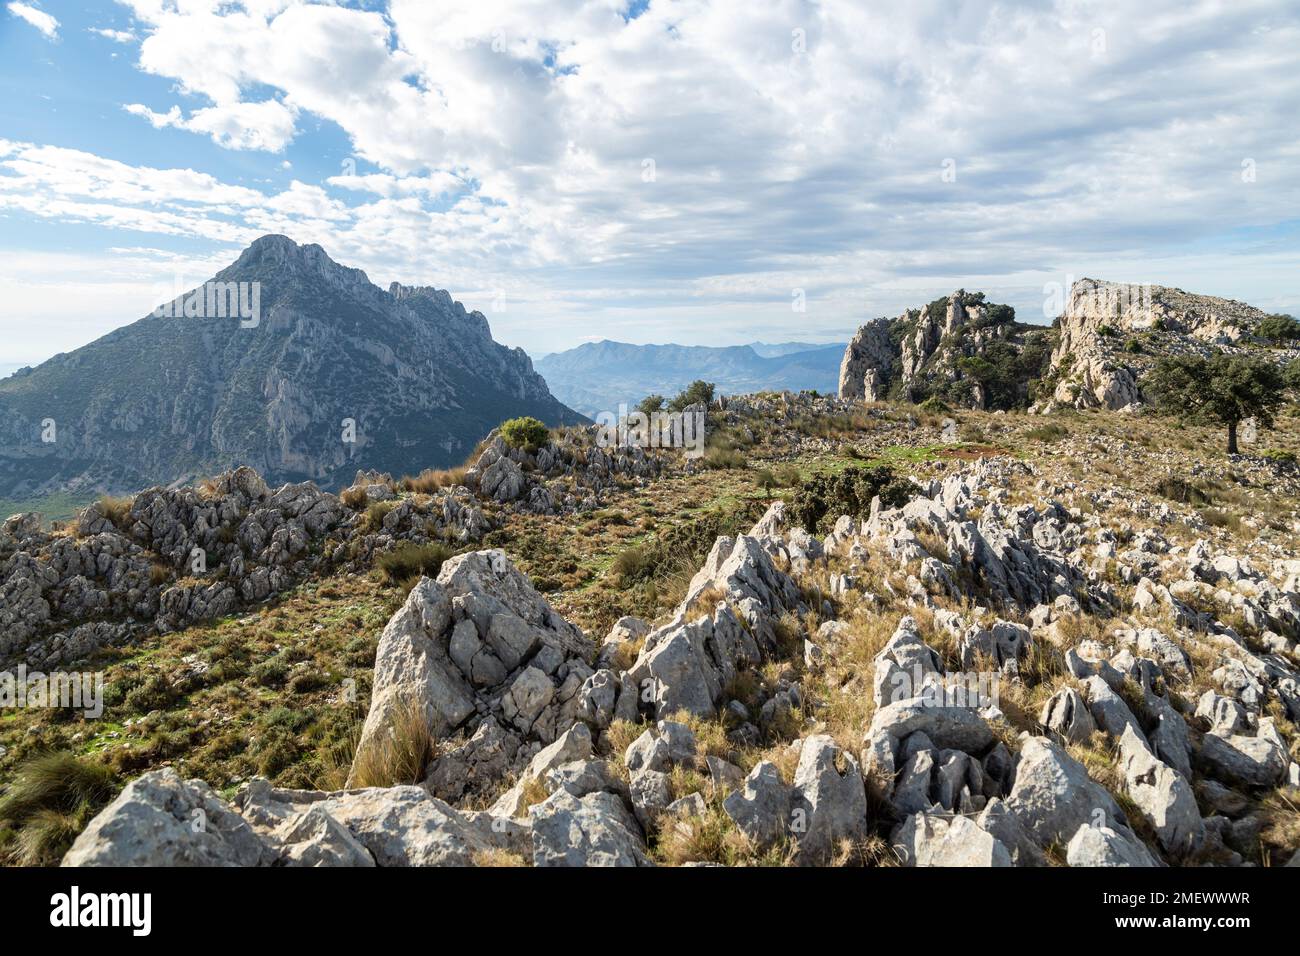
1227, 418, 1238, 455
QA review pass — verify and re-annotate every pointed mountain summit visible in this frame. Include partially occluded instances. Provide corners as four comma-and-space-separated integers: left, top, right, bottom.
0, 235, 584, 498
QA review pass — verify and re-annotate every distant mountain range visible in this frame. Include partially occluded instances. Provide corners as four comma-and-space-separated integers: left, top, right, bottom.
0, 235, 584, 498
534, 340, 846, 417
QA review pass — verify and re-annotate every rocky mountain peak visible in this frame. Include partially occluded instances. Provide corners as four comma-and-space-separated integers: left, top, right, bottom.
839, 290, 1051, 410
1045, 278, 1287, 411
0, 237, 584, 498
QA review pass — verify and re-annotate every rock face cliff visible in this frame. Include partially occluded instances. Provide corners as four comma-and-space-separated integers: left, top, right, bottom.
838, 292, 1054, 410
0, 235, 584, 497
1044, 278, 1289, 410
840, 280, 1295, 413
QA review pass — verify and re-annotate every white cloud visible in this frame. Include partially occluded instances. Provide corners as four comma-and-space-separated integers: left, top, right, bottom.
5, 0, 1300, 359
326, 172, 464, 199
124, 99, 298, 152
89, 27, 135, 42
7, 1, 57, 39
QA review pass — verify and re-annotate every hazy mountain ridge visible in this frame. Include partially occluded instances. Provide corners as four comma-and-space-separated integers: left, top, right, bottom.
0, 236, 585, 497
535, 339, 846, 417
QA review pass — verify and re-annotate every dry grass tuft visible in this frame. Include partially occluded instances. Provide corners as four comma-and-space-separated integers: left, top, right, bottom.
346, 696, 436, 789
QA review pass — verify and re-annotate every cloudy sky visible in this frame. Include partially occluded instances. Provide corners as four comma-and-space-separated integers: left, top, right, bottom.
1, 0, 1297, 374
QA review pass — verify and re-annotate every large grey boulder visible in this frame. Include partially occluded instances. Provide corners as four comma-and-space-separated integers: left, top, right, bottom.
290, 786, 522, 866
1039, 687, 1097, 743
892, 812, 1012, 867
624, 604, 760, 720
529, 790, 652, 867
276, 805, 376, 867
861, 698, 995, 782
238, 780, 528, 866
723, 761, 792, 851
872, 616, 943, 708
63, 769, 277, 867
491, 722, 594, 816
790, 735, 868, 863
1117, 726, 1203, 857
628, 768, 674, 831
348, 578, 473, 784
351, 551, 594, 794
1082, 675, 1147, 745
1004, 736, 1132, 848
977, 798, 1047, 866
1198, 719, 1289, 788
1066, 824, 1160, 867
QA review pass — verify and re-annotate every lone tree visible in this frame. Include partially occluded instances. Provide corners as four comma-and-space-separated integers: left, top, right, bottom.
668, 379, 715, 412
1145, 352, 1286, 454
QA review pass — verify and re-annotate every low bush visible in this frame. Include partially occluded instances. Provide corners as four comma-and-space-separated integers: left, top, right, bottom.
788, 465, 913, 532
702, 446, 747, 470
398, 467, 470, 493
1153, 476, 1213, 506
1025, 423, 1067, 443
376, 542, 453, 586
500, 416, 550, 452
362, 499, 397, 532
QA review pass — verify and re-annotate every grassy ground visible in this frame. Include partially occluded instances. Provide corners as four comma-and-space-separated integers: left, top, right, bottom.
0, 491, 96, 524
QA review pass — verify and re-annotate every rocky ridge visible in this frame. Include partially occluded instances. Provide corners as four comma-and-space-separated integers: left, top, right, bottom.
838, 291, 1053, 409
0, 420, 684, 671
58, 449, 1300, 867
839, 278, 1299, 413
1045, 278, 1297, 411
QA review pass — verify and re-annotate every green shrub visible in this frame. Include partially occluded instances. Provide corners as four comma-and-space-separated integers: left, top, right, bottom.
773, 464, 802, 487
1025, 423, 1067, 443
362, 499, 397, 532
702, 446, 747, 470
611, 503, 765, 587
251, 657, 290, 689
1257, 314, 1300, 344
637, 394, 666, 416
123, 673, 176, 714
376, 542, 453, 585
919, 396, 951, 414
1261, 448, 1297, 467
788, 466, 913, 533
1124, 338, 1142, 354
500, 416, 550, 451
1154, 476, 1213, 506
611, 545, 654, 585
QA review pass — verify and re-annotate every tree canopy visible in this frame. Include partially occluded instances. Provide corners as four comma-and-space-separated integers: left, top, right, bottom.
1145, 352, 1286, 453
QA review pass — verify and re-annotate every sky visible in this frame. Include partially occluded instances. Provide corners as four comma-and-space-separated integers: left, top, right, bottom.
0, 0, 1297, 376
